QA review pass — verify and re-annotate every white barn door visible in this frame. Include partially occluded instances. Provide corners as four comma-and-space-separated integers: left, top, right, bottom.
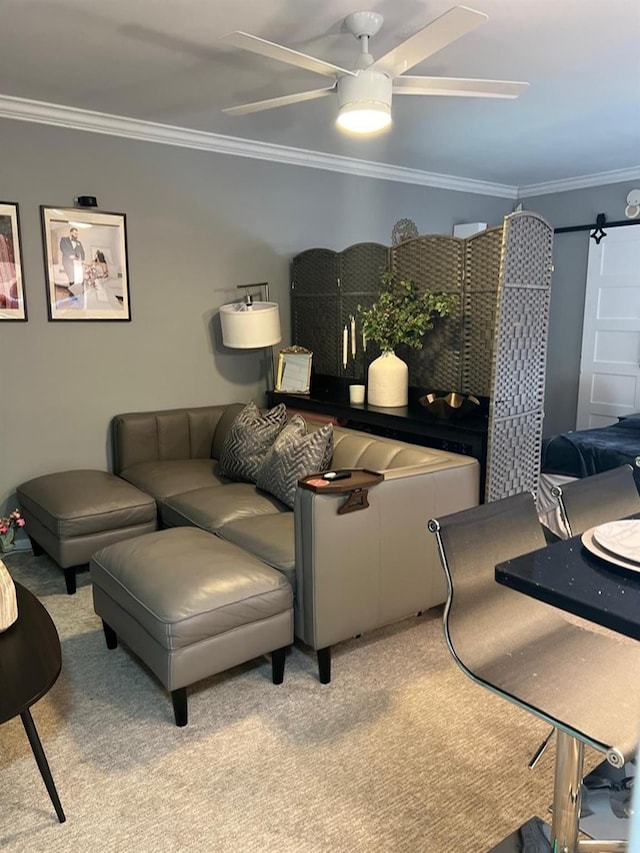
576, 225, 640, 429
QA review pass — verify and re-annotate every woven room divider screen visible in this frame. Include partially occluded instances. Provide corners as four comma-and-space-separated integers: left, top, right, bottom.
290, 211, 554, 501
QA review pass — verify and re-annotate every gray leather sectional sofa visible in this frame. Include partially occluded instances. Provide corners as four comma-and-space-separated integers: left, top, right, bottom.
112, 403, 480, 681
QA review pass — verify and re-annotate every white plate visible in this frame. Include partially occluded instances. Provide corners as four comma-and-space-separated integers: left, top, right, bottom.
582, 527, 640, 575
592, 520, 640, 564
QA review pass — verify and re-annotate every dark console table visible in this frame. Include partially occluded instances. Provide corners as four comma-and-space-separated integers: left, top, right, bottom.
268, 378, 489, 500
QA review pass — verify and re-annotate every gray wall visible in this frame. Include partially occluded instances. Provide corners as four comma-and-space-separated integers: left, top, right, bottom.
0, 118, 513, 512
525, 182, 640, 437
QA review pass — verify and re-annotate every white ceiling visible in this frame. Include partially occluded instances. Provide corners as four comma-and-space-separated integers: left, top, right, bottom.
1, 0, 639, 192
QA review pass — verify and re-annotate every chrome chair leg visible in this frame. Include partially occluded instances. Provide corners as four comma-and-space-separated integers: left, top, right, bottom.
552, 730, 583, 851
529, 727, 555, 769
552, 732, 628, 853
577, 839, 628, 851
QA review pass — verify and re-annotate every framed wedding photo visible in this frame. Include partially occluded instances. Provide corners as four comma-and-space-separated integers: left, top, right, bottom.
41, 206, 131, 321
0, 201, 27, 321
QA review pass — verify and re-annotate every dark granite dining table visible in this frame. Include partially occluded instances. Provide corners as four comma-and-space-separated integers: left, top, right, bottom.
495, 531, 640, 641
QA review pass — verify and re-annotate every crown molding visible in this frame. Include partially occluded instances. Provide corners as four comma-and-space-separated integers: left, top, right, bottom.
6, 94, 634, 199
518, 166, 640, 198
0, 94, 517, 199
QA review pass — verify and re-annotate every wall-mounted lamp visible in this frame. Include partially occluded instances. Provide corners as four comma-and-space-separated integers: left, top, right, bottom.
74, 196, 98, 208
219, 282, 282, 392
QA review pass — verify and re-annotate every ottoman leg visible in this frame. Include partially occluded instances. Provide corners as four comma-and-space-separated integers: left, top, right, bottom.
29, 536, 44, 557
102, 620, 118, 650
317, 647, 331, 685
171, 688, 188, 727
63, 567, 77, 596
271, 646, 287, 685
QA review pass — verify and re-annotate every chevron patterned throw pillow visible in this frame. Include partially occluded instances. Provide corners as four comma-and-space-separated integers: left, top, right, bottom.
219, 401, 287, 483
257, 415, 334, 509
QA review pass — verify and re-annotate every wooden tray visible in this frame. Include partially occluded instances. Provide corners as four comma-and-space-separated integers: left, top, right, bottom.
298, 469, 383, 494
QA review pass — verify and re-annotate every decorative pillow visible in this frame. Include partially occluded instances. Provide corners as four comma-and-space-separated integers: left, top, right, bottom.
218, 401, 287, 483
257, 416, 334, 509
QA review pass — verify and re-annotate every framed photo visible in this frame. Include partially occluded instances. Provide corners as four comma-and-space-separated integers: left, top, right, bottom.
0, 201, 27, 321
41, 206, 131, 321
275, 346, 313, 394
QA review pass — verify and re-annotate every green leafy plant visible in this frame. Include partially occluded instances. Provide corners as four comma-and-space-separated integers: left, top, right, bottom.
358, 272, 458, 353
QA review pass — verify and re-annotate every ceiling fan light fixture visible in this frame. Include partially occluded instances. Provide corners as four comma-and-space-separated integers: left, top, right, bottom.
336, 70, 392, 135
336, 102, 391, 134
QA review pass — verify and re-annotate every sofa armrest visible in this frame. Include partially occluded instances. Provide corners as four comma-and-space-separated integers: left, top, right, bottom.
293, 454, 479, 650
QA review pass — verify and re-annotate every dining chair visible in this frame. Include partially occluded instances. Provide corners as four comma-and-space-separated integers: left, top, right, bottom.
551, 463, 640, 539
428, 491, 640, 852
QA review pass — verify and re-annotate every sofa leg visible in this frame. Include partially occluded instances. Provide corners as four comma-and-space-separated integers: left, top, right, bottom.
317, 647, 331, 684
171, 688, 188, 727
29, 536, 44, 557
271, 646, 287, 684
102, 620, 118, 650
63, 567, 77, 596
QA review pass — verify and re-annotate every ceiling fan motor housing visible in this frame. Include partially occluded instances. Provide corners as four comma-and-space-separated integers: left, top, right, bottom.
337, 70, 392, 110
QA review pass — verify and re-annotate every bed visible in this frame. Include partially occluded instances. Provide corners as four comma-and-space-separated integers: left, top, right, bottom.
537, 414, 640, 537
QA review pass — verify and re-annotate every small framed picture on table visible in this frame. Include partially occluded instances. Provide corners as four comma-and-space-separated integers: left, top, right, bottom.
275, 346, 313, 394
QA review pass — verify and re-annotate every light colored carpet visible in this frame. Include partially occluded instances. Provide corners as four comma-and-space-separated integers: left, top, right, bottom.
0, 551, 592, 852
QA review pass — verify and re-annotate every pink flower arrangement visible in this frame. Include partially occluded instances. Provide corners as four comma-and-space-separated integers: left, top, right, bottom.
0, 508, 25, 536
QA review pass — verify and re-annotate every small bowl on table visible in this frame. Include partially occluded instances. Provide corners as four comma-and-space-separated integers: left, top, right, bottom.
419, 392, 480, 422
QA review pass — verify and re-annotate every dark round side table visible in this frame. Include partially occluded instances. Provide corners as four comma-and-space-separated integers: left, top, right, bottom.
0, 581, 65, 822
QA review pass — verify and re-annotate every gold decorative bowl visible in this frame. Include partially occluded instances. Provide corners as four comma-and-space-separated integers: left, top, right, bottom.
419, 392, 480, 422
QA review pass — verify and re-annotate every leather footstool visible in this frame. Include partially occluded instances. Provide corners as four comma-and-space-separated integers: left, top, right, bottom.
89, 527, 293, 726
17, 470, 157, 594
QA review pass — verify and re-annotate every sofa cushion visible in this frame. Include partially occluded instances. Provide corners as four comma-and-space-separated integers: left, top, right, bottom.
119, 459, 224, 502
217, 514, 295, 590
331, 427, 448, 471
218, 401, 287, 484
161, 483, 287, 533
256, 416, 333, 509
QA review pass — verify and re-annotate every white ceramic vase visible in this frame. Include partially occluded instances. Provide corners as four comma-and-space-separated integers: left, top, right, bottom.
367, 350, 409, 407
0, 559, 18, 632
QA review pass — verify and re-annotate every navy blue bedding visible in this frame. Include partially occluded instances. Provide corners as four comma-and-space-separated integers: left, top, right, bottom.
542, 416, 640, 485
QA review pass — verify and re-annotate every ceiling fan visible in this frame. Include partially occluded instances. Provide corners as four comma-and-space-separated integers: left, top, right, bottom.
220, 6, 528, 134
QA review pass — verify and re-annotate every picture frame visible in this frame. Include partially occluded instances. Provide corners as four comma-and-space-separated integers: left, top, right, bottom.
0, 201, 27, 321
41, 206, 131, 321
275, 346, 313, 394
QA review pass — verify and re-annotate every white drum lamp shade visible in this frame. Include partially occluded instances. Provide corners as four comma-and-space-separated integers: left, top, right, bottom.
220, 301, 281, 349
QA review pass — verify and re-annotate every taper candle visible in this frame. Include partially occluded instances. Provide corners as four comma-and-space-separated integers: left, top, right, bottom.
342, 325, 348, 368
350, 315, 356, 359
362, 330, 367, 351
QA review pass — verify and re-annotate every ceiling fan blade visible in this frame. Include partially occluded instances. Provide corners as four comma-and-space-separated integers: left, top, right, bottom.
222, 86, 335, 116
372, 6, 488, 77
220, 31, 356, 78
393, 76, 529, 98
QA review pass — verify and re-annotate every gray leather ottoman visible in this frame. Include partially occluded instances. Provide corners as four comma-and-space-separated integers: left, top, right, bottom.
90, 527, 294, 726
17, 469, 157, 594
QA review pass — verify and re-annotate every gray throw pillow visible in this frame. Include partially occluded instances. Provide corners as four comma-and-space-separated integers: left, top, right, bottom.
257, 415, 334, 509
219, 401, 287, 483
